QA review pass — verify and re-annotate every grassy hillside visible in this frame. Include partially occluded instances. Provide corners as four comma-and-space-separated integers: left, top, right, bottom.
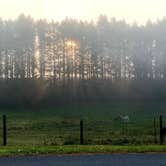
0, 102, 166, 146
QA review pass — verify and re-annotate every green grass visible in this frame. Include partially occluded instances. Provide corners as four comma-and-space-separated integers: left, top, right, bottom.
0, 102, 166, 146
0, 145, 166, 156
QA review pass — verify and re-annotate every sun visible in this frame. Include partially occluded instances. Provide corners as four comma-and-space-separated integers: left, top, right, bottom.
64, 39, 78, 56
65, 40, 77, 48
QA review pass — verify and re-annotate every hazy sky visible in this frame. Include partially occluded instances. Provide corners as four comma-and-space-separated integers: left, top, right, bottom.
1, 0, 166, 24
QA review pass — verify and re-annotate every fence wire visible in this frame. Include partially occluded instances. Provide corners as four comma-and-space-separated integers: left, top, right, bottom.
0, 115, 163, 146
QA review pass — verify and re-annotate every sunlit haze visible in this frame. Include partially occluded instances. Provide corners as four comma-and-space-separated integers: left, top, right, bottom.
0, 0, 166, 24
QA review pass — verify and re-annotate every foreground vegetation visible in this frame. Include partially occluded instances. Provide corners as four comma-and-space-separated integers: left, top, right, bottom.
0, 102, 165, 146
0, 145, 166, 156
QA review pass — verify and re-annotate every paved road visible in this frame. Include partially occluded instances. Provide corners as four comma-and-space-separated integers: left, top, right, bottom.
0, 154, 166, 166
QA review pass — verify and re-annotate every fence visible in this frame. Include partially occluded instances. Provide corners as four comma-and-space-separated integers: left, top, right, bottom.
0, 114, 164, 146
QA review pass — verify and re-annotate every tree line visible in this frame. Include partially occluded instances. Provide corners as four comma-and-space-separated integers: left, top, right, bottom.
1, 14, 166, 106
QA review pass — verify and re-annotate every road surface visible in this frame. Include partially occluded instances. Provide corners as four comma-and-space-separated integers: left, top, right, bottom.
0, 154, 166, 166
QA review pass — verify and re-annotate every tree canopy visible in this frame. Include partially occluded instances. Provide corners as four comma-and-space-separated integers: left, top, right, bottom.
0, 14, 166, 106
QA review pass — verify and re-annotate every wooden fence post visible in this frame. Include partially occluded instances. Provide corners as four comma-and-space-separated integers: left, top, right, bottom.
2, 115, 7, 146
154, 117, 157, 144
160, 115, 163, 145
80, 120, 83, 145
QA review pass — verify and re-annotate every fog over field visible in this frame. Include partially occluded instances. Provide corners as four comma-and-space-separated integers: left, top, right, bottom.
0, 1, 166, 106
1, 0, 166, 149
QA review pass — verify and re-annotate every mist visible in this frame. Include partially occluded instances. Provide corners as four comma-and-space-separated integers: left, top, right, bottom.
0, 14, 166, 107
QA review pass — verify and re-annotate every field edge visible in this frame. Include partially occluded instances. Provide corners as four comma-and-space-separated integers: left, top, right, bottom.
0, 145, 166, 157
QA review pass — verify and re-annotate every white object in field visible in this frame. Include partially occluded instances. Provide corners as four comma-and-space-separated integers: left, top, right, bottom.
115, 115, 129, 123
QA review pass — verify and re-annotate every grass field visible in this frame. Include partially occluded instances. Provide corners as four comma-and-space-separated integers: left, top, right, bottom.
0, 102, 166, 146
1, 145, 166, 156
